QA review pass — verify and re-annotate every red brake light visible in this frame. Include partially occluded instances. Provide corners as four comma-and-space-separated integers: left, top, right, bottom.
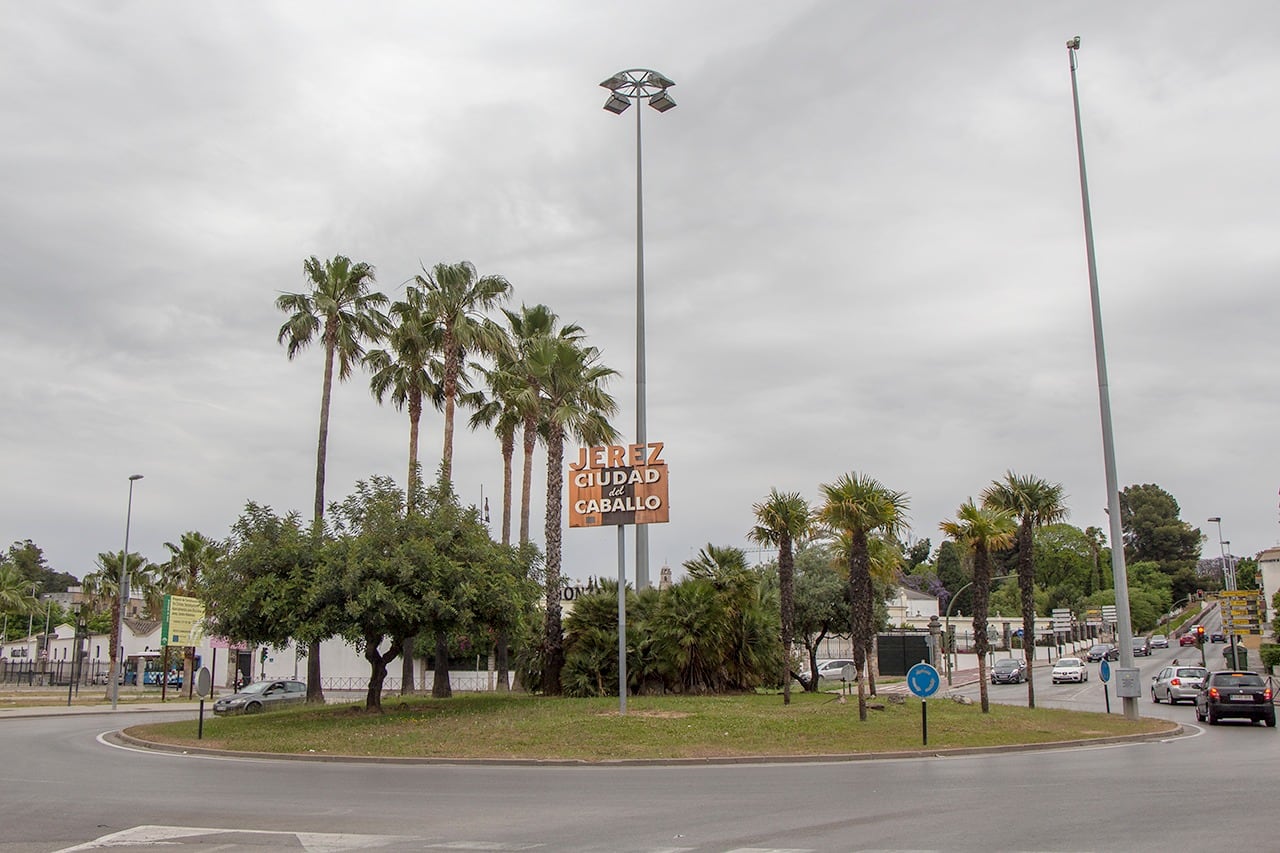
1170, 678, 1180, 686
1209, 687, 1220, 699
1266, 688, 1273, 701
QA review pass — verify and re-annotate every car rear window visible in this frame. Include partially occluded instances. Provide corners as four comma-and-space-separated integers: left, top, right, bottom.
1211, 673, 1264, 687
1175, 669, 1206, 678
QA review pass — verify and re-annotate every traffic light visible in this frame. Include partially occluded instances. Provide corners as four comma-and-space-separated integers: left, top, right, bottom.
1196, 625, 1205, 641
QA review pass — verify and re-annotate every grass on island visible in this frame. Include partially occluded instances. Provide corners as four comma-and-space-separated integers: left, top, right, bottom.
127, 690, 1174, 761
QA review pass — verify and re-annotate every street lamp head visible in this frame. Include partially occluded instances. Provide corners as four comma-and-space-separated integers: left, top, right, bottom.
599, 74, 627, 92
129, 474, 144, 481
1207, 516, 1221, 523
603, 94, 631, 114
648, 90, 677, 112
1067, 36, 1081, 50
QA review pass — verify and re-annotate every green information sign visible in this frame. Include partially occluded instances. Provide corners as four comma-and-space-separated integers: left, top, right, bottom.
161, 594, 206, 647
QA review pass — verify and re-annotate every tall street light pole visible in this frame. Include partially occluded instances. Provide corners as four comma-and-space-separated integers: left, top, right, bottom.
600, 68, 676, 593
1207, 516, 1234, 590
1067, 37, 1138, 721
111, 474, 144, 710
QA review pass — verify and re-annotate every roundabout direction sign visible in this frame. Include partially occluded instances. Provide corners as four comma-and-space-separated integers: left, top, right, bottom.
906, 662, 941, 746
1099, 659, 1112, 714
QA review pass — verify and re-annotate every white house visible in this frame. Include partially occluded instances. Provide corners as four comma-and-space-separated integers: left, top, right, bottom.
886, 587, 940, 622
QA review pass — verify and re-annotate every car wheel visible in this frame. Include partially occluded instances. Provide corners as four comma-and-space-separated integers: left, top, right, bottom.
1266, 714, 1276, 728
1151, 688, 1159, 704
1207, 708, 1219, 725
1195, 705, 1205, 722
245, 701, 263, 714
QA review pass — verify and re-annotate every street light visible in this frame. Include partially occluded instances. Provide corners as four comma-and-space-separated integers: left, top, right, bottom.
110, 473, 143, 710
599, 68, 676, 594
1067, 36, 1139, 721
1207, 516, 1234, 590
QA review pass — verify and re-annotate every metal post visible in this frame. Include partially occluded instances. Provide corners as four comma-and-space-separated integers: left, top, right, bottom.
1067, 38, 1138, 720
617, 524, 627, 715
111, 474, 143, 710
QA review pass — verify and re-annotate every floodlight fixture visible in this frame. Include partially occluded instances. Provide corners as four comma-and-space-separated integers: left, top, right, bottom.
648, 91, 676, 112
603, 94, 631, 114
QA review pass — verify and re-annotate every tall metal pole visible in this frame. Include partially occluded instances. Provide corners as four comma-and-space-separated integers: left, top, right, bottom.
634, 95, 650, 592
601, 69, 674, 592
111, 474, 143, 710
1067, 38, 1137, 720
27, 583, 36, 641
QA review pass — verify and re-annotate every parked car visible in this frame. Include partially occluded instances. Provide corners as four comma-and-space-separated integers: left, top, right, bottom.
795, 659, 855, 686
212, 679, 307, 716
1051, 657, 1089, 684
1179, 633, 1198, 647
1194, 671, 1276, 726
991, 658, 1027, 684
1149, 634, 1169, 649
1210, 631, 1227, 643
1150, 665, 1207, 704
1132, 636, 1152, 657
1085, 643, 1118, 662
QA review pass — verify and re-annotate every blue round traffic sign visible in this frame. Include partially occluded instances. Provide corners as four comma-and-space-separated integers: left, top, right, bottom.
1099, 659, 1111, 683
907, 662, 941, 698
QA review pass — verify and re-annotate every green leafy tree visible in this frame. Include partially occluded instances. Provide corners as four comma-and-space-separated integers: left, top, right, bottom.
749, 489, 812, 704
789, 542, 849, 692
981, 472, 1068, 709
936, 539, 970, 615
412, 260, 511, 483
1118, 484, 1201, 571
940, 500, 1016, 713
816, 472, 909, 721
1235, 557, 1259, 591
276, 254, 388, 702
199, 505, 328, 689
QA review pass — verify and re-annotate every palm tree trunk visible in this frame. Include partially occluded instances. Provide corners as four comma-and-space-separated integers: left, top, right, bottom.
315, 338, 336, 523
974, 545, 992, 714
500, 433, 514, 547
848, 534, 871, 721
519, 417, 536, 545
1018, 520, 1037, 709
440, 340, 460, 483
541, 425, 566, 695
106, 596, 120, 699
779, 536, 794, 705
407, 392, 422, 502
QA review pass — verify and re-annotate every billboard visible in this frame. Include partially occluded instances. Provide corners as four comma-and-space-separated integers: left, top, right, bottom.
161, 594, 206, 647
568, 441, 670, 528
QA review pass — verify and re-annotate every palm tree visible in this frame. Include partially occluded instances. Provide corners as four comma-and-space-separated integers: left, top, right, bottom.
160, 531, 224, 690
528, 335, 619, 694
365, 283, 447, 503
82, 551, 154, 695
412, 261, 511, 483
816, 473, 909, 721
277, 253, 388, 703
940, 500, 1016, 713
749, 490, 811, 704
160, 531, 223, 595
829, 532, 904, 696
981, 472, 1068, 708
0, 563, 33, 619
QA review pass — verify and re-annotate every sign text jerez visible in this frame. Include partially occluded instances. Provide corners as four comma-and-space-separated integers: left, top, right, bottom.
568, 442, 669, 528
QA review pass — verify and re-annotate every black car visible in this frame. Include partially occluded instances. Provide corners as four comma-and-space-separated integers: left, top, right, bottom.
1194, 671, 1276, 726
1132, 637, 1151, 657
1210, 631, 1227, 643
991, 658, 1027, 684
1085, 643, 1118, 662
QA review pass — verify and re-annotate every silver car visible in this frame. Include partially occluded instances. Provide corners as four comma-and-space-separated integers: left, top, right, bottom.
212, 679, 307, 716
1150, 665, 1207, 704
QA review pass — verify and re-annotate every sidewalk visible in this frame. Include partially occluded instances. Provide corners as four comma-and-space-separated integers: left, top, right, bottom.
0, 698, 202, 719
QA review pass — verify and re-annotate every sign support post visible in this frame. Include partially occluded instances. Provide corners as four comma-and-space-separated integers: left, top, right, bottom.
617, 525, 627, 716
906, 662, 941, 746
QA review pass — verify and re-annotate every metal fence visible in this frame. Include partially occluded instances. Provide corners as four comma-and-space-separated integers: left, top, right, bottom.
0, 659, 115, 687
320, 671, 512, 693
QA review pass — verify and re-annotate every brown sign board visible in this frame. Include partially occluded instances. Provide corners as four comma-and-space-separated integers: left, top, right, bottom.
568, 442, 670, 528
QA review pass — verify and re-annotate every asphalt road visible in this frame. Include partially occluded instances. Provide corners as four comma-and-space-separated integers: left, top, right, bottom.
2, 612, 1273, 853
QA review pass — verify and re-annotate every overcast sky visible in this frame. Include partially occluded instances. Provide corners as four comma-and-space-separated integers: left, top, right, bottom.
3, 3, 1277, 588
